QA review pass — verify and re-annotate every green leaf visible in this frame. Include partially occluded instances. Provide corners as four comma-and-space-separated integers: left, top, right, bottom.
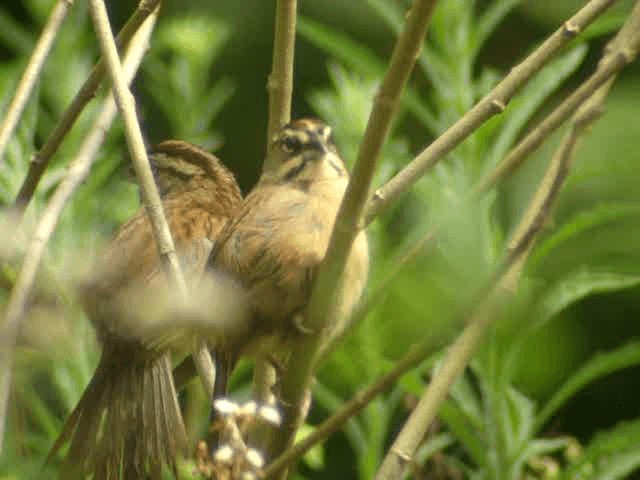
529, 203, 640, 273
439, 399, 488, 468
0, 10, 34, 54
298, 17, 385, 77
404, 433, 456, 479
511, 438, 572, 479
559, 419, 640, 480
299, 17, 439, 132
295, 424, 326, 470
474, 0, 522, 54
534, 269, 640, 330
312, 380, 368, 458
483, 44, 588, 174
535, 342, 640, 431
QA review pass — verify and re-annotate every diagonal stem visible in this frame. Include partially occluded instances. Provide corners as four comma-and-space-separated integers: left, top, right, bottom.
0, 0, 73, 169
11, 0, 160, 218
363, 0, 619, 226
87, 0, 215, 398
0, 9, 157, 453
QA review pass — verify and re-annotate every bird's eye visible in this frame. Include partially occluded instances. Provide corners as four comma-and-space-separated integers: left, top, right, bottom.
280, 136, 303, 154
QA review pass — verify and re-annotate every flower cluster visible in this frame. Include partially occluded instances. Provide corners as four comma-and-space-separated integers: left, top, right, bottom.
195, 399, 281, 479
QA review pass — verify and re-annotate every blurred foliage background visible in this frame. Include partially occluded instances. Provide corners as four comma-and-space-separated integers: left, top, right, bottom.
1, 0, 640, 478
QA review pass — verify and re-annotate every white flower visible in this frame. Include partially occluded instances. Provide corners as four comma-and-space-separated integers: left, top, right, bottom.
258, 405, 281, 426
214, 398, 239, 416
213, 444, 234, 464
246, 448, 265, 469
238, 400, 258, 417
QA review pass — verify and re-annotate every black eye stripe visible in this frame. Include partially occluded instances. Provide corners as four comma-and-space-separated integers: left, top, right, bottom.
283, 158, 308, 181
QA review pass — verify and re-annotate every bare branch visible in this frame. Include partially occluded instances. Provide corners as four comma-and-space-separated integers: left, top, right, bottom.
12, 0, 161, 217
476, 11, 640, 192
264, 0, 297, 170
363, 0, 619, 225
263, 340, 435, 478
0, 0, 73, 169
262, 230, 438, 474
87, 0, 215, 397
267, 0, 438, 471
0, 11, 157, 453
373, 6, 640, 477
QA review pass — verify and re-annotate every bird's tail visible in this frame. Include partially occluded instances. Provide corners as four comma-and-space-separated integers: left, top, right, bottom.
47, 343, 186, 479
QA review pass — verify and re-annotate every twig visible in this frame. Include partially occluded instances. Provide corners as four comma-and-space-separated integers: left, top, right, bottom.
264, 0, 297, 170
87, 0, 215, 396
267, 0, 438, 472
362, 0, 618, 225
0, 10, 157, 453
373, 6, 640, 477
261, 231, 437, 474
12, 0, 160, 217
262, 340, 434, 478
0, 0, 73, 169
475, 32, 640, 192
253, 0, 299, 410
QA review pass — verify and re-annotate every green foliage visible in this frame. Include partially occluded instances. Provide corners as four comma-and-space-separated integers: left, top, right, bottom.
302, 0, 640, 478
0, 2, 232, 478
2, 0, 639, 478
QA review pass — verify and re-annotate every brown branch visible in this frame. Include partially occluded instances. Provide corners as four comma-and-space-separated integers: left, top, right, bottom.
373, 6, 640, 477
0, 0, 73, 169
264, 0, 297, 170
266, 0, 438, 474
87, 0, 215, 396
362, 0, 619, 226
11, 0, 160, 217
0, 12, 157, 453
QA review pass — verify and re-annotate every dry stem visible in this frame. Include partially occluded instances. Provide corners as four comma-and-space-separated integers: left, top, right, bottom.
264, 0, 297, 170
373, 5, 640, 477
0, 0, 73, 169
87, 0, 215, 396
267, 0, 438, 473
12, 0, 160, 217
362, 0, 618, 226
0, 11, 157, 453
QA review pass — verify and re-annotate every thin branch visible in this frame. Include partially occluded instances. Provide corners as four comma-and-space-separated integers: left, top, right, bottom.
267, 0, 438, 471
373, 7, 640, 477
476, 28, 640, 192
363, 0, 619, 225
264, 0, 297, 170
261, 231, 438, 474
88, 0, 185, 292
87, 0, 215, 396
12, 0, 160, 217
262, 340, 434, 478
0, 0, 73, 169
254, 0, 299, 407
0, 11, 157, 453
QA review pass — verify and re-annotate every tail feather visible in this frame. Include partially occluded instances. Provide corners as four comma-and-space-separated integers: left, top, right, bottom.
48, 344, 187, 479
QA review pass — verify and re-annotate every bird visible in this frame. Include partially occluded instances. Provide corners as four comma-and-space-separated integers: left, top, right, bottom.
47, 140, 242, 479
204, 118, 369, 437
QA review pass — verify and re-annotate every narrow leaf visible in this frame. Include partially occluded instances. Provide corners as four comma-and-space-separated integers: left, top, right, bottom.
536, 342, 640, 431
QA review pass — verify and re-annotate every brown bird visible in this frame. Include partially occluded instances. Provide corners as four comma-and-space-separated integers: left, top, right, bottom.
205, 118, 369, 425
48, 141, 242, 479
